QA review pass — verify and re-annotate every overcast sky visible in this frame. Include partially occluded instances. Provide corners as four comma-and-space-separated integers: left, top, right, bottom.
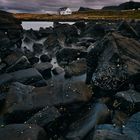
0, 0, 140, 13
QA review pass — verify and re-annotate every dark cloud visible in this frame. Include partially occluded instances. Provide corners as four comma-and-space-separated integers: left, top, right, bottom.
0, 0, 140, 13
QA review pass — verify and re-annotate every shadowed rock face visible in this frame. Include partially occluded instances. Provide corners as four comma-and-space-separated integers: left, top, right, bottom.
0, 10, 23, 58
86, 33, 140, 91
0, 124, 48, 140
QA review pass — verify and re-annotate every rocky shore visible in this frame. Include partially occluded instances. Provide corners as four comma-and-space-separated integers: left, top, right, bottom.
0, 10, 140, 140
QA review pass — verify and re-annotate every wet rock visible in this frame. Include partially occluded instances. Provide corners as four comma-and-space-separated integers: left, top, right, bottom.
84, 22, 106, 39
26, 106, 61, 127
4, 81, 92, 123
65, 58, 87, 78
0, 93, 6, 111
0, 63, 7, 73
0, 10, 23, 49
0, 74, 13, 87
66, 103, 110, 140
86, 33, 140, 91
0, 124, 47, 140
5, 56, 31, 72
92, 124, 131, 140
117, 20, 139, 39
11, 68, 44, 85
112, 111, 128, 127
52, 67, 64, 75
28, 56, 39, 65
34, 63, 53, 78
74, 21, 86, 33
0, 68, 43, 86
123, 112, 140, 140
33, 43, 43, 54
115, 89, 140, 113
43, 34, 61, 55
54, 23, 78, 44
23, 36, 32, 43
25, 29, 40, 40
39, 27, 54, 37
56, 47, 86, 64
40, 54, 52, 63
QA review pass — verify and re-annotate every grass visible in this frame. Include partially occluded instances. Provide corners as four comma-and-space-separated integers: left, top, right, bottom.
13, 10, 140, 21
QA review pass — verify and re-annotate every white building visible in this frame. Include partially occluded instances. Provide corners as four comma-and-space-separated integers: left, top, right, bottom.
58, 7, 72, 15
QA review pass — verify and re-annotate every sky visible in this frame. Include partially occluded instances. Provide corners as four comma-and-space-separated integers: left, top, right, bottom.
0, 0, 140, 13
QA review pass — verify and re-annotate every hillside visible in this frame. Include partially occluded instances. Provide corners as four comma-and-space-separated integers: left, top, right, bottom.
103, 1, 140, 10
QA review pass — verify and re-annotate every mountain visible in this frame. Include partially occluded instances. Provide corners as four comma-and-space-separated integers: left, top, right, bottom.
102, 1, 140, 10
78, 7, 94, 12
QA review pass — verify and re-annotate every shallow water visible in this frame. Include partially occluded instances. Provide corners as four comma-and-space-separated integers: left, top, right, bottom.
22, 21, 75, 30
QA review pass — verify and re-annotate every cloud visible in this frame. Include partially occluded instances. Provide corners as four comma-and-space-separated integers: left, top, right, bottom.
0, 0, 140, 13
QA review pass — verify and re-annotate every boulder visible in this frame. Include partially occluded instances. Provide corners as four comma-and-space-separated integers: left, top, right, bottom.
40, 54, 52, 63
39, 27, 54, 38
28, 56, 39, 65
64, 58, 87, 78
0, 68, 44, 86
52, 67, 64, 75
56, 47, 86, 64
91, 124, 132, 140
117, 20, 139, 39
66, 103, 110, 140
26, 106, 61, 127
0, 124, 48, 140
123, 112, 140, 140
33, 43, 43, 54
43, 34, 61, 55
115, 89, 140, 113
86, 33, 140, 91
34, 63, 53, 78
4, 81, 92, 123
84, 22, 106, 39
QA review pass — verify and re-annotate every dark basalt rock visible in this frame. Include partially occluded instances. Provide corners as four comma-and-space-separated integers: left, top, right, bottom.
66, 103, 110, 140
0, 68, 44, 86
54, 23, 79, 44
0, 124, 48, 140
115, 89, 140, 113
52, 67, 64, 75
33, 43, 44, 54
39, 27, 54, 38
86, 33, 140, 91
117, 21, 139, 39
28, 56, 40, 65
26, 106, 61, 127
64, 58, 87, 78
56, 47, 86, 64
123, 112, 140, 140
84, 22, 107, 39
43, 34, 62, 55
4, 81, 92, 124
73, 21, 86, 33
34, 62, 53, 78
40, 54, 52, 63
91, 124, 132, 140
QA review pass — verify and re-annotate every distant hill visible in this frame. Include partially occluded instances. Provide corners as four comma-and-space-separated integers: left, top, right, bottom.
102, 1, 140, 10
78, 7, 94, 12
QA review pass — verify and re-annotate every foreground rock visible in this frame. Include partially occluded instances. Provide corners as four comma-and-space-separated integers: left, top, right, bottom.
0, 68, 44, 86
0, 124, 47, 140
4, 81, 92, 123
26, 106, 61, 128
66, 103, 110, 140
64, 59, 87, 78
86, 33, 140, 91
92, 124, 131, 140
123, 112, 140, 140
115, 89, 140, 113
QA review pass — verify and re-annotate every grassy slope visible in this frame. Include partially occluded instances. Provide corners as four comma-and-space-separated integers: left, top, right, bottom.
13, 10, 140, 21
